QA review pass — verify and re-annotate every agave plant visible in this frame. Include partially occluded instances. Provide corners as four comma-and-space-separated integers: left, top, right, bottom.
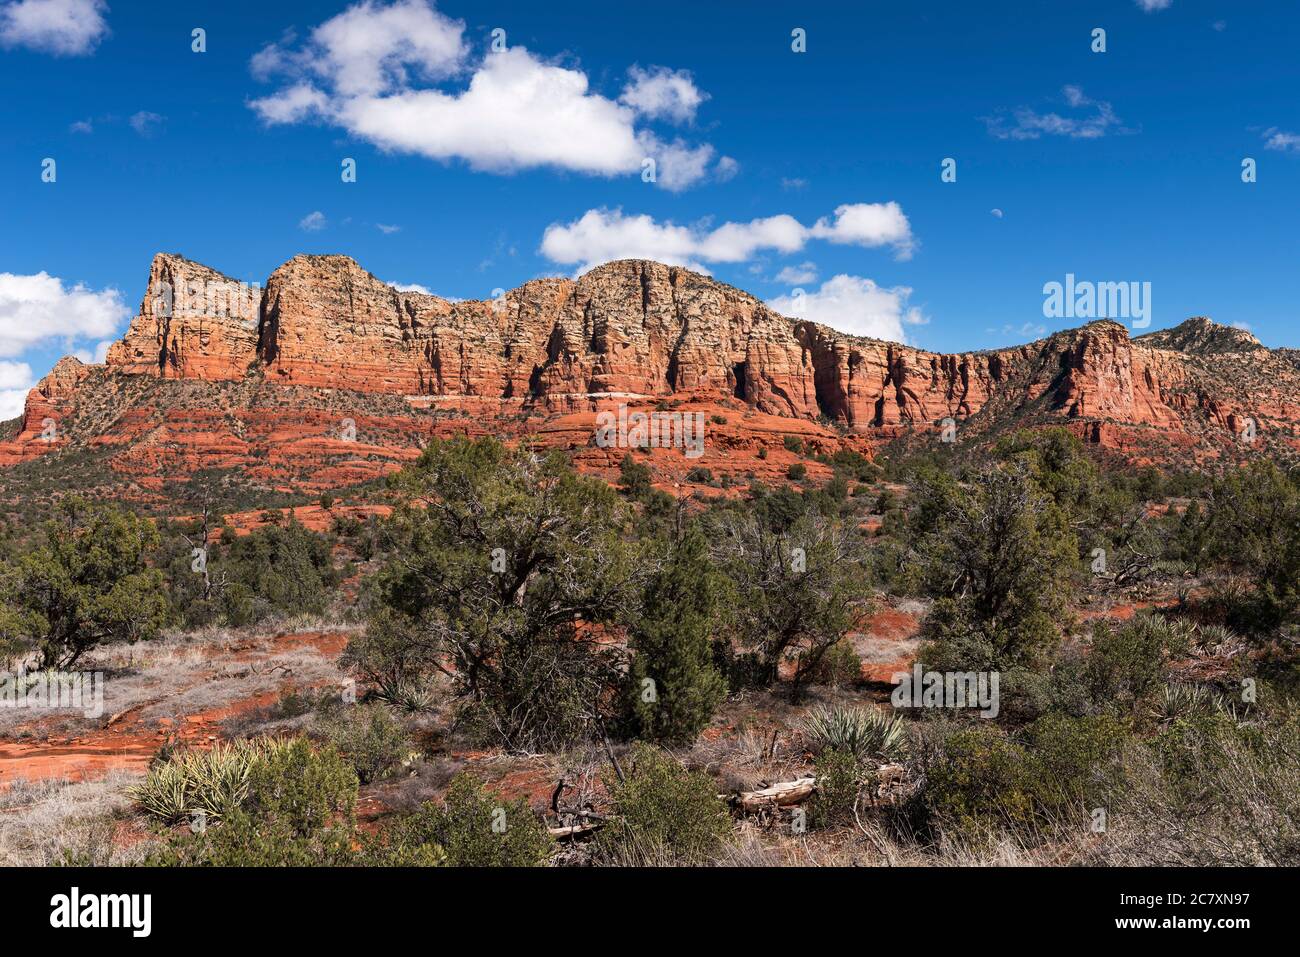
801, 704, 906, 763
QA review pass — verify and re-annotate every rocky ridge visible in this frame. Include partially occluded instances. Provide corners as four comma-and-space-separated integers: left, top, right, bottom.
2, 253, 1296, 497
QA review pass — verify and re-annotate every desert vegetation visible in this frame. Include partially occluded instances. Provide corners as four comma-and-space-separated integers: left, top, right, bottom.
1, 428, 1297, 867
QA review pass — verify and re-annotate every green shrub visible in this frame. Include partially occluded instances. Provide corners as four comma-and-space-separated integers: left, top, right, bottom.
598, 744, 732, 864
242, 738, 358, 836
320, 704, 411, 784
917, 715, 1126, 840
142, 738, 371, 867
220, 582, 256, 628
617, 453, 653, 499
809, 748, 861, 828
388, 773, 553, 867
787, 462, 808, 481
624, 527, 727, 744
918, 725, 1038, 834
1083, 616, 1184, 712
685, 466, 714, 484
783, 435, 804, 454
2, 497, 171, 668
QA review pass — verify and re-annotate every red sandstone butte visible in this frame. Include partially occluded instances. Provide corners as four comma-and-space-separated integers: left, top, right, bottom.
2, 253, 1296, 491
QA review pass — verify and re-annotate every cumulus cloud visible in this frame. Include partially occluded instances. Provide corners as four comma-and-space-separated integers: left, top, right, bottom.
388, 281, 431, 295
0, 0, 107, 56
1263, 127, 1300, 152
0, 271, 128, 359
775, 262, 818, 284
620, 65, 706, 123
298, 211, 327, 232
768, 275, 926, 343
248, 0, 729, 190
0, 360, 33, 420
540, 203, 915, 274
73, 339, 112, 363
128, 110, 164, 137
985, 85, 1130, 140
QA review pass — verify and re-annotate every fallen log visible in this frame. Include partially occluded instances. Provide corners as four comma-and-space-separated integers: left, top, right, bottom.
727, 764, 907, 813
548, 821, 603, 840
729, 776, 817, 812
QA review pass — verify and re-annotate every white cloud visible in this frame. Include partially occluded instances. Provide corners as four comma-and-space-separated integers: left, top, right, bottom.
0, 271, 128, 359
298, 211, 327, 231
768, 275, 926, 343
775, 262, 818, 284
68, 118, 92, 133
71, 339, 112, 364
620, 66, 706, 123
642, 135, 727, 192
0, 0, 107, 56
248, 0, 728, 190
0, 359, 33, 390
989, 321, 1047, 340
1263, 127, 1300, 152
809, 202, 915, 258
376, 223, 401, 234
251, 82, 330, 124
129, 110, 164, 137
1136, 0, 1172, 11
985, 85, 1129, 140
540, 203, 915, 274
388, 281, 431, 294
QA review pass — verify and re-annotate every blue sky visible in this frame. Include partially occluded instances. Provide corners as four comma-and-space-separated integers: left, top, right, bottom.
2, 0, 1299, 417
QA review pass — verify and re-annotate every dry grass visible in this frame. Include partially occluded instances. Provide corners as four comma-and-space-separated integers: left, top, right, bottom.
0, 771, 148, 866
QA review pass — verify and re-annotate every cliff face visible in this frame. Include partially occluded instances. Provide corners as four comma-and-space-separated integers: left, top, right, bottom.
2, 253, 1296, 491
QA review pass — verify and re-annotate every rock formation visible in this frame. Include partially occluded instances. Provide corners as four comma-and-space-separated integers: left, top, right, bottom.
2, 253, 1296, 495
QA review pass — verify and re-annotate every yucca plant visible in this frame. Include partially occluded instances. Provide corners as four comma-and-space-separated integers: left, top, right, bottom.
802, 705, 907, 763
1150, 683, 1223, 727
130, 737, 292, 824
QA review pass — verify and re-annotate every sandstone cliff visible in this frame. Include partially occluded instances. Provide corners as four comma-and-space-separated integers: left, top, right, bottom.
2, 253, 1296, 495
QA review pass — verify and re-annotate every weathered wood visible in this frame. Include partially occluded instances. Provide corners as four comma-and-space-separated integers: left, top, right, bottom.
730, 776, 817, 812
728, 764, 907, 813
548, 821, 603, 840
